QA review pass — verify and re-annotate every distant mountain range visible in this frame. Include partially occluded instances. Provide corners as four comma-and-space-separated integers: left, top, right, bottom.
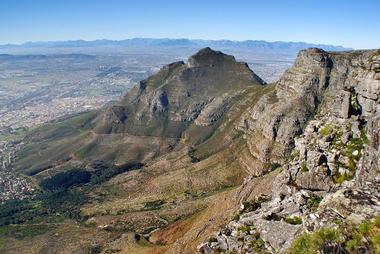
0, 53, 96, 60
0, 38, 350, 54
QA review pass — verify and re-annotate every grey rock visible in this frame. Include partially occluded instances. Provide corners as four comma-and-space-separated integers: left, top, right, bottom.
254, 219, 302, 252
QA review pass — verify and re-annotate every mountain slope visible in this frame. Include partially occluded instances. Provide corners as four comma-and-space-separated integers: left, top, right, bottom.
2, 48, 379, 254
3, 48, 272, 254
15, 47, 264, 175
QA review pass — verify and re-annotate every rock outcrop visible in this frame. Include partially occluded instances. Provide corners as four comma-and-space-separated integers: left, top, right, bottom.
199, 49, 380, 253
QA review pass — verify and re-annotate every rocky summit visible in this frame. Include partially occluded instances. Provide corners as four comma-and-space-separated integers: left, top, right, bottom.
1, 48, 380, 253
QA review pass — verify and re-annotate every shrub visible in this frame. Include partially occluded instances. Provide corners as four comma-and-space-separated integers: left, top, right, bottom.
319, 124, 334, 136
333, 171, 355, 184
241, 195, 270, 213
242, 201, 261, 213
288, 216, 380, 254
144, 199, 165, 210
188, 147, 200, 163
332, 128, 368, 184
237, 225, 251, 234
284, 216, 303, 225
306, 196, 323, 211
232, 213, 240, 221
288, 228, 340, 254
301, 162, 308, 172
248, 231, 266, 253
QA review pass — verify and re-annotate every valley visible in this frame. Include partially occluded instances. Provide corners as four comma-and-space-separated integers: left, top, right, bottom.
0, 42, 296, 203
0, 46, 378, 254
1, 0, 378, 251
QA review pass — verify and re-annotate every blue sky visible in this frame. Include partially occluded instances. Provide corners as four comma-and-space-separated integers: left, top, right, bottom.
0, 0, 379, 49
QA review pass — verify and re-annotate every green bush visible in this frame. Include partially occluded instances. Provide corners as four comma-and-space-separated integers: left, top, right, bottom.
232, 213, 240, 221
237, 225, 251, 234
241, 195, 270, 213
306, 196, 323, 211
319, 124, 335, 136
288, 216, 380, 254
242, 201, 261, 213
144, 199, 165, 210
333, 171, 355, 184
284, 216, 303, 225
332, 128, 368, 184
288, 228, 340, 254
300, 162, 308, 172
247, 231, 266, 253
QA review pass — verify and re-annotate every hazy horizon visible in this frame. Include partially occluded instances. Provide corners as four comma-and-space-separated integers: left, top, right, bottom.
1, 0, 379, 49
0, 37, 350, 48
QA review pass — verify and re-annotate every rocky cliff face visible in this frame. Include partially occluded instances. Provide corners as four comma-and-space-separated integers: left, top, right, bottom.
199, 49, 380, 253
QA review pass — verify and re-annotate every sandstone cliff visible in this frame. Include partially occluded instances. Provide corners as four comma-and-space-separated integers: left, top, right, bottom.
199, 48, 380, 253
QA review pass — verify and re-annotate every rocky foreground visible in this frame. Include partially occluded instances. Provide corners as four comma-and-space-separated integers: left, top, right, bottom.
199, 49, 380, 253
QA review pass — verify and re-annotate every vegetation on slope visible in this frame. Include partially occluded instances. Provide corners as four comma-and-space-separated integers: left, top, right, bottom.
288, 216, 380, 254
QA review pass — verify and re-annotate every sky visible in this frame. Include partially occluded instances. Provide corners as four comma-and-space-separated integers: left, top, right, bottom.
0, 0, 379, 49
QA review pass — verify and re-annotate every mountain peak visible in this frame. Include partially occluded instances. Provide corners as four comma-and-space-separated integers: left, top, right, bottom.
194, 47, 220, 55
187, 47, 236, 67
